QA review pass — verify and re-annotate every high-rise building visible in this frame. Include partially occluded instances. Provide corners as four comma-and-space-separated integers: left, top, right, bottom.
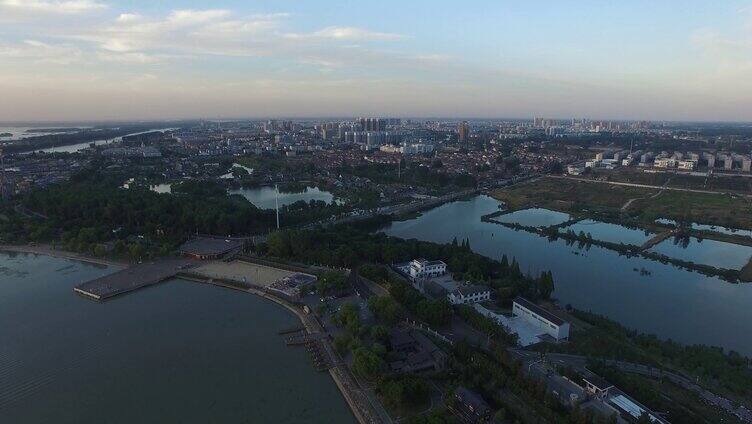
458, 121, 470, 144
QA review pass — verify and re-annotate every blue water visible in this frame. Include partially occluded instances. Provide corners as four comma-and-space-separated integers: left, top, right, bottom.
563, 219, 654, 246
495, 208, 571, 227
0, 252, 354, 424
382, 195, 752, 355
650, 237, 752, 270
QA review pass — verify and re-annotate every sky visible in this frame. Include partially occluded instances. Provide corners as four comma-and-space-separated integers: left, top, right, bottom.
0, 0, 751, 122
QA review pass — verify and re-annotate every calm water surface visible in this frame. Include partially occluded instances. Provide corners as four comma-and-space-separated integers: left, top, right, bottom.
382, 195, 752, 355
0, 252, 354, 424
650, 237, 752, 270
495, 208, 571, 227
563, 219, 654, 246
230, 186, 336, 210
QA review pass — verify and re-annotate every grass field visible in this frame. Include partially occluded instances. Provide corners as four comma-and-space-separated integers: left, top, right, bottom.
591, 168, 752, 193
491, 177, 657, 213
491, 177, 752, 230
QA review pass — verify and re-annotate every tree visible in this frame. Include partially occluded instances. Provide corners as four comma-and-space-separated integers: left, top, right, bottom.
317, 271, 349, 295
352, 347, 384, 379
368, 296, 401, 325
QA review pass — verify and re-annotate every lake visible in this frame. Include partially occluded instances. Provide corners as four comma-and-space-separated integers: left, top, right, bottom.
381, 195, 752, 355
0, 252, 354, 424
229, 186, 337, 210
650, 237, 752, 270
657, 218, 752, 239
39, 128, 178, 153
0, 126, 84, 141
495, 208, 571, 227
563, 219, 654, 246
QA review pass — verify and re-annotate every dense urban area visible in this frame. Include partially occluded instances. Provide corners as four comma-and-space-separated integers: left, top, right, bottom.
2, 117, 752, 424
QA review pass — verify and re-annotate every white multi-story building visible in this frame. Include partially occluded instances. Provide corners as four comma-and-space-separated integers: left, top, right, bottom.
408, 259, 447, 280
654, 158, 677, 168
448, 285, 491, 305
677, 160, 697, 171
513, 297, 570, 341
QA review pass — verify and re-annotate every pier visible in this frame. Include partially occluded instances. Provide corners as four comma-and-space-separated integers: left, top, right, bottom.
74, 259, 196, 300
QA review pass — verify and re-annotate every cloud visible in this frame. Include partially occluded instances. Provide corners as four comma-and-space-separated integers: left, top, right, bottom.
286, 26, 403, 41
0, 0, 106, 14
165, 9, 231, 26
0, 39, 83, 64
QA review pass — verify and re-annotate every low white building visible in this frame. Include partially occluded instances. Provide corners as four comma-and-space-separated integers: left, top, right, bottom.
448, 285, 491, 305
408, 259, 447, 280
513, 297, 570, 341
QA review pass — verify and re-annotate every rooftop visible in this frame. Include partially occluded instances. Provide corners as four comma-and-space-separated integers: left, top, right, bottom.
514, 296, 566, 326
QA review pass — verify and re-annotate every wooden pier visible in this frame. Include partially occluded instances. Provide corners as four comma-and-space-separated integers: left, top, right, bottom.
74, 259, 196, 300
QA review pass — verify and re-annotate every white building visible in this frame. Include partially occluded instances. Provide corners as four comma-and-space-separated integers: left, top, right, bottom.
513, 297, 570, 341
654, 158, 677, 168
408, 259, 447, 279
677, 160, 697, 170
448, 285, 491, 305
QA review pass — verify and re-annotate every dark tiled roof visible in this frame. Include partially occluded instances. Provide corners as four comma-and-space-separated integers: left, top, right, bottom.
513, 296, 566, 326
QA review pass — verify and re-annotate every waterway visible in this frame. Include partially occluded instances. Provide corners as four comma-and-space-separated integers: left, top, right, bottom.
381, 195, 752, 356
563, 219, 654, 246
495, 208, 571, 227
0, 126, 84, 141
39, 128, 178, 153
650, 237, 752, 270
0, 252, 354, 424
229, 186, 337, 210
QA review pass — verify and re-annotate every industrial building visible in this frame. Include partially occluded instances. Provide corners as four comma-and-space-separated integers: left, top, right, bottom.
513, 297, 570, 341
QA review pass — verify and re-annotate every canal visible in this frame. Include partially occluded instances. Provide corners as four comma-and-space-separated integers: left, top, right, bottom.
381, 195, 752, 356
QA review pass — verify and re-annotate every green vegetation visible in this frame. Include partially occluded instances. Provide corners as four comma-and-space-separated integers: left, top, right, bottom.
338, 161, 477, 192
263, 226, 556, 306
587, 363, 744, 424
0, 169, 350, 260
493, 176, 752, 231
0, 176, 273, 259
492, 177, 652, 213
316, 271, 350, 295
537, 309, 752, 405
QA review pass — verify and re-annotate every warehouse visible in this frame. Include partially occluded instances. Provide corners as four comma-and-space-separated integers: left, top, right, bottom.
513, 297, 570, 341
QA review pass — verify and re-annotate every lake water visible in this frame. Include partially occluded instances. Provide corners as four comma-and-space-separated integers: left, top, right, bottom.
0, 252, 354, 424
563, 219, 654, 246
494, 208, 571, 227
229, 186, 337, 210
0, 126, 83, 141
40, 128, 178, 153
220, 163, 255, 179
657, 218, 752, 239
381, 195, 752, 356
650, 237, 752, 270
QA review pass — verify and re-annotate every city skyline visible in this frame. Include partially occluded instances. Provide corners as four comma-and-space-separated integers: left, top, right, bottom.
1, 1, 752, 122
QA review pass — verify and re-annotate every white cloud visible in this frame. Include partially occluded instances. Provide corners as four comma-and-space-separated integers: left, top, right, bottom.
287, 26, 403, 41
0, 0, 106, 14
0, 39, 83, 64
166, 9, 231, 26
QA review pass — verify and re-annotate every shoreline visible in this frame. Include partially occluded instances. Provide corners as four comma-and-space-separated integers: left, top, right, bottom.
0, 244, 129, 268
178, 275, 382, 424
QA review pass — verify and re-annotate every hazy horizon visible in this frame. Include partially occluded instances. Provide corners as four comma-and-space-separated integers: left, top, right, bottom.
2, 1, 751, 122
